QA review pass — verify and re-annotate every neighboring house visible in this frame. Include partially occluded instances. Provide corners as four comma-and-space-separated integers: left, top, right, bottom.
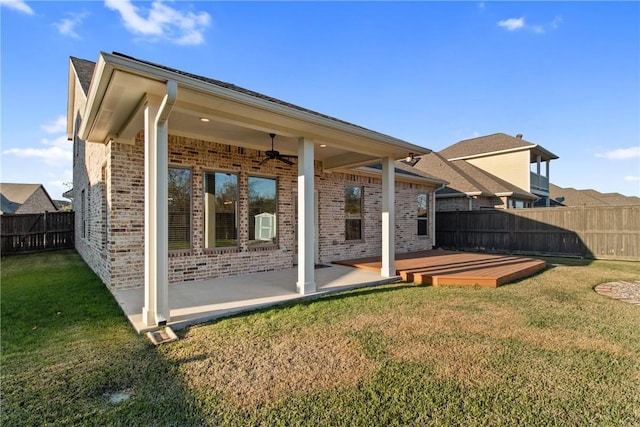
411, 152, 538, 211
67, 52, 445, 327
439, 133, 558, 207
0, 183, 58, 214
550, 184, 640, 207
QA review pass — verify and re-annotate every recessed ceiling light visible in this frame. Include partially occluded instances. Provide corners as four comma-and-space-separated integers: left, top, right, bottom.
200, 117, 210, 122
320, 144, 327, 148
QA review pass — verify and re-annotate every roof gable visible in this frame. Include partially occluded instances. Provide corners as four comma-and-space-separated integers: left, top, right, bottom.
0, 183, 41, 204
0, 183, 58, 214
439, 133, 536, 160
70, 57, 96, 96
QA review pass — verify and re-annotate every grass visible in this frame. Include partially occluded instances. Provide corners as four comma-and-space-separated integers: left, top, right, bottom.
2, 251, 639, 426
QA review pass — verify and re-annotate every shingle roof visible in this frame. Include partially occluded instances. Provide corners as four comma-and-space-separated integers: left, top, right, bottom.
439, 133, 536, 160
550, 184, 640, 206
107, 52, 384, 136
0, 183, 43, 213
70, 57, 96, 95
412, 152, 536, 199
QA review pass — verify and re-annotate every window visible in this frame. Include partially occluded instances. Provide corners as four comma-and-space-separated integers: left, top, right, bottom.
168, 167, 192, 250
81, 189, 86, 239
417, 193, 428, 236
248, 176, 277, 246
345, 186, 363, 240
204, 172, 238, 248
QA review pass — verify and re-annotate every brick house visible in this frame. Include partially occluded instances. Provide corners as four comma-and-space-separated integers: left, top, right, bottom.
438, 133, 558, 208
67, 52, 445, 327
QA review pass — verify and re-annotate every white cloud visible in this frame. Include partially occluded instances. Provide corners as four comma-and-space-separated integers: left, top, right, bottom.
596, 147, 640, 160
104, 0, 211, 45
624, 176, 640, 182
498, 17, 525, 31
550, 15, 563, 30
3, 135, 72, 166
54, 11, 89, 38
498, 15, 562, 34
41, 116, 67, 134
0, 0, 34, 15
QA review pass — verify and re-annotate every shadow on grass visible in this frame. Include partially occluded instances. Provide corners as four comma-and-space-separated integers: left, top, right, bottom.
0, 250, 204, 426
203, 282, 420, 324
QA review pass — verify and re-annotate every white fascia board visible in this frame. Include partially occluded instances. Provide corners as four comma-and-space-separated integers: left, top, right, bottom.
495, 191, 538, 200
66, 61, 77, 140
435, 191, 485, 199
446, 146, 532, 161
78, 54, 113, 141
98, 52, 430, 157
531, 145, 559, 160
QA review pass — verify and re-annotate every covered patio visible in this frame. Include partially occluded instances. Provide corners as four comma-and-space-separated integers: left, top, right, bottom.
76, 52, 435, 329
112, 263, 398, 333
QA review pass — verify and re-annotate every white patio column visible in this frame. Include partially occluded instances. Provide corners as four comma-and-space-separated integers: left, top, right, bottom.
545, 159, 551, 207
143, 81, 177, 327
297, 137, 316, 294
381, 157, 395, 277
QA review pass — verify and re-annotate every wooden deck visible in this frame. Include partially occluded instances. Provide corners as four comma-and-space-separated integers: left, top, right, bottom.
334, 249, 547, 287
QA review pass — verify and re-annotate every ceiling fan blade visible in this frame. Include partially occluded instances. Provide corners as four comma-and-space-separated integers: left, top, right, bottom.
277, 156, 294, 166
259, 157, 271, 165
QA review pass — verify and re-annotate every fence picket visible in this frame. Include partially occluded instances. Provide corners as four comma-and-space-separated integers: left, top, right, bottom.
436, 205, 640, 261
1, 212, 75, 255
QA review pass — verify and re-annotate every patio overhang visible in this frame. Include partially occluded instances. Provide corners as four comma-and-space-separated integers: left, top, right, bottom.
78, 52, 430, 169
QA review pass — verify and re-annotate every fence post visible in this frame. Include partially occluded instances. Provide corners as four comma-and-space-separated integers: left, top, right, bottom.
455, 210, 460, 249
43, 211, 47, 250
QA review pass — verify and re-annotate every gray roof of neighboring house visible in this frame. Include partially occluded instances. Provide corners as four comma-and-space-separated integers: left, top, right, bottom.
411, 152, 537, 200
70, 57, 96, 95
439, 133, 558, 161
366, 161, 447, 185
0, 183, 57, 214
550, 183, 640, 206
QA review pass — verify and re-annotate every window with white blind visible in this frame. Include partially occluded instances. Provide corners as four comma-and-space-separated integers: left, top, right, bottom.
168, 167, 192, 250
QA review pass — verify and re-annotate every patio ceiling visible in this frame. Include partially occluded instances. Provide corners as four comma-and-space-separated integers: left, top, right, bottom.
79, 52, 431, 171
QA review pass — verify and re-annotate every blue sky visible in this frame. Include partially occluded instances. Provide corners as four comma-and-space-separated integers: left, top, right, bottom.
1, 0, 639, 200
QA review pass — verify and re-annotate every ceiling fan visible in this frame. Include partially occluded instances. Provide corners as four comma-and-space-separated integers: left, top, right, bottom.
260, 133, 296, 166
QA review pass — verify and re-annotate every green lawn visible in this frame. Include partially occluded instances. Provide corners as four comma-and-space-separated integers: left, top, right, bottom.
2, 250, 639, 426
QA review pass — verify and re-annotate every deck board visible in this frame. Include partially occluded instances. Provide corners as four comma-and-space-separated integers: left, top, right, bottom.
334, 249, 547, 287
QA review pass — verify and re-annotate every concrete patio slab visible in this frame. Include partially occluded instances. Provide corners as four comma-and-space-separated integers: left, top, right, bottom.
112, 264, 398, 333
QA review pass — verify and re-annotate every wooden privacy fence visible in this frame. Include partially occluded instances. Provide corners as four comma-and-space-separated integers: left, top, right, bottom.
436, 205, 640, 261
1, 211, 74, 255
